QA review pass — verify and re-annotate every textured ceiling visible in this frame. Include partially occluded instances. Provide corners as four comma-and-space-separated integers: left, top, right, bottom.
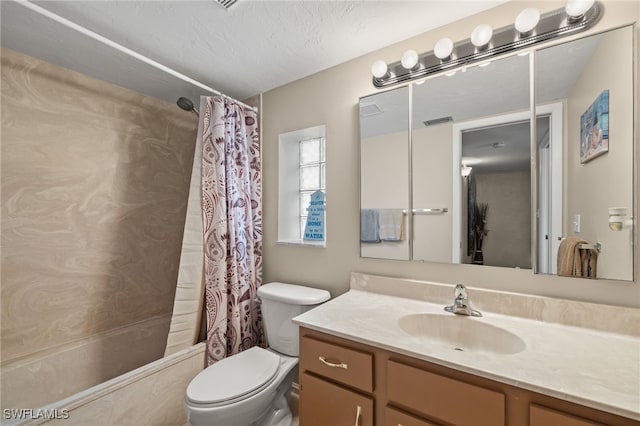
1, 0, 508, 105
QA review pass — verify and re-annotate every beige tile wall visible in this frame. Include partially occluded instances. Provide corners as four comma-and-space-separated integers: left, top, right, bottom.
32, 343, 206, 426
1, 47, 197, 406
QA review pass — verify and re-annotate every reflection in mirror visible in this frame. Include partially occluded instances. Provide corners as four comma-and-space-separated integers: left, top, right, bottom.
535, 26, 635, 281
359, 26, 635, 281
460, 119, 532, 268
360, 86, 410, 260
411, 53, 530, 267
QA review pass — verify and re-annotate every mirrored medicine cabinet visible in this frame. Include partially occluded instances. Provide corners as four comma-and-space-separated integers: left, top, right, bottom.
359, 25, 635, 281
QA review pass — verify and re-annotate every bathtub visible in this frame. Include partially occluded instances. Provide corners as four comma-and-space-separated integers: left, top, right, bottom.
1, 314, 206, 425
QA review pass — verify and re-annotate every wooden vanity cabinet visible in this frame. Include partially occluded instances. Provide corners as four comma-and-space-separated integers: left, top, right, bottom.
385, 406, 440, 426
300, 372, 374, 426
387, 360, 505, 426
530, 404, 607, 426
298, 327, 640, 426
299, 335, 375, 425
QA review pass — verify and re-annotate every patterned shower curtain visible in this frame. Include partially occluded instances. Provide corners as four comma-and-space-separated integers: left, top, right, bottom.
201, 95, 263, 365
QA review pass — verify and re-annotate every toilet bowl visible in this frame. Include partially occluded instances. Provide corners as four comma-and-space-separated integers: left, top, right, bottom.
184, 282, 330, 426
185, 347, 298, 426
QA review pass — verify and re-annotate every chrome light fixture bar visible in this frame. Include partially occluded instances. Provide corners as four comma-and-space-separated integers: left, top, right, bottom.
215, 0, 238, 10
372, 1, 602, 88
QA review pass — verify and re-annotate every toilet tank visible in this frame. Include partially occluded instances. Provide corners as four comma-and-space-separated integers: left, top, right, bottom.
257, 282, 330, 356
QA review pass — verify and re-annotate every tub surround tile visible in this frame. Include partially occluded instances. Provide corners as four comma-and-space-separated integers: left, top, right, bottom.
1, 314, 171, 410
1, 47, 197, 411
294, 273, 640, 421
1, 47, 197, 365
22, 343, 206, 426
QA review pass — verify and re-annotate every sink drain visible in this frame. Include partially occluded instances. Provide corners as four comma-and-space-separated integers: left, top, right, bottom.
454, 347, 465, 352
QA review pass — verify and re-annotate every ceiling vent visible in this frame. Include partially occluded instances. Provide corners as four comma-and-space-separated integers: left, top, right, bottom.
360, 103, 382, 116
423, 116, 453, 127
215, 0, 238, 9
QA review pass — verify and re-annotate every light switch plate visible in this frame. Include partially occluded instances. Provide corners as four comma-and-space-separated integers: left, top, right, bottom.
573, 214, 581, 233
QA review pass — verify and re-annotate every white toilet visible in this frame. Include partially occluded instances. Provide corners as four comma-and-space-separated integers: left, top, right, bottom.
184, 282, 330, 426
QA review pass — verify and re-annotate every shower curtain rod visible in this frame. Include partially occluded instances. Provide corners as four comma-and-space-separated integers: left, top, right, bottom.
15, 0, 258, 112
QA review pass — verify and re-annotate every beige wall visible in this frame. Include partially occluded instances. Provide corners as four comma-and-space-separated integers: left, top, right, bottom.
565, 26, 634, 281
1, 47, 197, 404
262, 1, 640, 307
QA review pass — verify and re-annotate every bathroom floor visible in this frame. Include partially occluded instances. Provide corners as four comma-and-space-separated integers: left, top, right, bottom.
291, 391, 300, 426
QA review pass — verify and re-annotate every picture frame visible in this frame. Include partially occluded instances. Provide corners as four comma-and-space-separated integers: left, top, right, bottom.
580, 90, 609, 163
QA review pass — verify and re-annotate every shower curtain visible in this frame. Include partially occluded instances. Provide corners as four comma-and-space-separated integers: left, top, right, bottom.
201, 96, 263, 364
164, 95, 262, 365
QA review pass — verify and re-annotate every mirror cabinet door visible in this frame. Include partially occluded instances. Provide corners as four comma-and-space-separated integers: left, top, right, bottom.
360, 86, 410, 260
411, 53, 530, 266
535, 26, 635, 281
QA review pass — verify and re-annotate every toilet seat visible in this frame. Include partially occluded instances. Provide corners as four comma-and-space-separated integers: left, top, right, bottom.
185, 347, 281, 408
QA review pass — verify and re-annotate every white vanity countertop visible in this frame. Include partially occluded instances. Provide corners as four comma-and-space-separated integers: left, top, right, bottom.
293, 289, 640, 420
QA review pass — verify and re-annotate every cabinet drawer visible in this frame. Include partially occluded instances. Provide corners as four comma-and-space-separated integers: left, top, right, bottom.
387, 360, 505, 426
300, 336, 373, 392
385, 406, 441, 426
300, 372, 373, 426
530, 404, 607, 426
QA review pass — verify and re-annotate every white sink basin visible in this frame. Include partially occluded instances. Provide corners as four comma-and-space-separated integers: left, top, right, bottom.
398, 313, 526, 355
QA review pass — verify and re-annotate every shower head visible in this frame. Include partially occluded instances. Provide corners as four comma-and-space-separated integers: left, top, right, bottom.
177, 97, 198, 114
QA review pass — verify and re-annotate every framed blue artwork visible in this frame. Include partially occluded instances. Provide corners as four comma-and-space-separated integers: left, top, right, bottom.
580, 90, 609, 163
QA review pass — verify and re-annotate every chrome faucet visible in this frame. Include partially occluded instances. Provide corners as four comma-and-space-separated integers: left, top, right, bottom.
444, 284, 482, 317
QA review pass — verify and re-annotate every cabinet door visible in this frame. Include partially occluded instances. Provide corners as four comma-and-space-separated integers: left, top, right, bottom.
530, 404, 607, 426
385, 406, 441, 426
387, 360, 505, 426
300, 372, 373, 426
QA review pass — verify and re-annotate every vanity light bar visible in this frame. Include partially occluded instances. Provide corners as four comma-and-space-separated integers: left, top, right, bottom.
214, 0, 238, 9
372, 2, 603, 88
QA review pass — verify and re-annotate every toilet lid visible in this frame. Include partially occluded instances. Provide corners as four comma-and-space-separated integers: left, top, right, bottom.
186, 347, 280, 405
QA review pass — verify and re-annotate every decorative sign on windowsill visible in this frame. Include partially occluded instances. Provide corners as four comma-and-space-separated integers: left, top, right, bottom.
303, 190, 325, 241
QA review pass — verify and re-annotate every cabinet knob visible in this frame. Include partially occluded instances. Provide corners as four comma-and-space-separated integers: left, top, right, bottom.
318, 356, 348, 369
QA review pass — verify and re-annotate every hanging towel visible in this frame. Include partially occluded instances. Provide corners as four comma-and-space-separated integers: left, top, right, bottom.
557, 237, 597, 278
360, 209, 380, 243
581, 247, 598, 279
379, 209, 405, 241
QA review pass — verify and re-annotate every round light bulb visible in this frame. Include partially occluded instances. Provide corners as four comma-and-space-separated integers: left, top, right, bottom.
434, 37, 454, 60
515, 8, 541, 34
565, 0, 595, 18
471, 24, 493, 48
401, 49, 419, 70
371, 60, 389, 79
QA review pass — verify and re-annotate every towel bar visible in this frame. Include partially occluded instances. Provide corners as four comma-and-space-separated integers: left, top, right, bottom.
578, 242, 602, 252
403, 208, 449, 215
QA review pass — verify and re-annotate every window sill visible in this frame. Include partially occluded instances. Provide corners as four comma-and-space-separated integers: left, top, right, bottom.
277, 239, 326, 248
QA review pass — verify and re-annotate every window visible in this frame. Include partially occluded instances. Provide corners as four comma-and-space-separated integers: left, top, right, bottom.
299, 137, 325, 238
278, 125, 326, 246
